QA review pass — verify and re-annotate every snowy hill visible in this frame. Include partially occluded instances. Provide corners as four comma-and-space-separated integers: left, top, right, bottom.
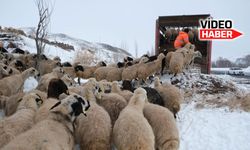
0, 26, 131, 63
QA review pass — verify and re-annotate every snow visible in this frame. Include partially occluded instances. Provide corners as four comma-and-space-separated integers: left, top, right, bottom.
23, 77, 38, 93
178, 102, 250, 150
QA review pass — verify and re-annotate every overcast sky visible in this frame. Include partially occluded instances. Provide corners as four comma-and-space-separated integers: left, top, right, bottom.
0, 0, 249, 61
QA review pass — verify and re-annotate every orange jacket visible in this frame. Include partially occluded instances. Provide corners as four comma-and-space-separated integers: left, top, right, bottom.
174, 31, 190, 49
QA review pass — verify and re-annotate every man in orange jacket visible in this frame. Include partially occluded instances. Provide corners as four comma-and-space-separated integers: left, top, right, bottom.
174, 28, 191, 49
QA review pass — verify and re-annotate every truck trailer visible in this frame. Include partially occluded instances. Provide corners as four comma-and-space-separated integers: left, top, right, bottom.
155, 14, 212, 74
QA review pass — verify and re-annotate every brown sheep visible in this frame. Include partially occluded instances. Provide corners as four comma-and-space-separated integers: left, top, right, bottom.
154, 77, 183, 118
137, 53, 165, 83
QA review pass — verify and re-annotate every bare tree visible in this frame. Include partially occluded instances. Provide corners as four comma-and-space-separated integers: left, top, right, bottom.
35, 0, 53, 60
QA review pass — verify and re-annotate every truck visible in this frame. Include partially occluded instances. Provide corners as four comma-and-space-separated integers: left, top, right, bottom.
155, 14, 212, 74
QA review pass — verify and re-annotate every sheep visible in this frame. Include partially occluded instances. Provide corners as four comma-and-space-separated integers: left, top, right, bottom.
154, 77, 183, 118
35, 78, 69, 123
8, 59, 25, 72
95, 90, 127, 126
106, 67, 124, 82
37, 56, 61, 75
2, 94, 90, 150
62, 66, 77, 79
120, 80, 164, 106
169, 49, 189, 76
0, 67, 39, 96
143, 103, 179, 150
94, 66, 115, 81
165, 51, 174, 70
36, 67, 65, 92
111, 81, 133, 102
0, 92, 43, 148
61, 73, 76, 87
74, 81, 112, 150
121, 56, 149, 81
1, 90, 46, 117
99, 80, 112, 93
1, 92, 25, 116
137, 53, 165, 83
75, 61, 107, 79
112, 88, 155, 150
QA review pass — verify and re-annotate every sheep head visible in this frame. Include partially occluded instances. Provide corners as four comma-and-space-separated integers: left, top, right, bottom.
17, 93, 43, 111
47, 78, 69, 99
50, 94, 90, 122
129, 87, 147, 108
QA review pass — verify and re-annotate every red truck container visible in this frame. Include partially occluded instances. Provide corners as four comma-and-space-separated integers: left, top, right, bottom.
155, 14, 212, 74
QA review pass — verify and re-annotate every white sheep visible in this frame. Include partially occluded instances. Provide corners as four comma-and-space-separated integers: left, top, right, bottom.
0, 92, 43, 148
154, 77, 183, 118
2, 94, 90, 150
144, 103, 179, 150
112, 88, 155, 150
0, 67, 39, 96
74, 83, 112, 150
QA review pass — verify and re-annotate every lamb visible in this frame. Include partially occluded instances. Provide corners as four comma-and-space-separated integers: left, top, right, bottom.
112, 88, 155, 150
35, 78, 69, 123
154, 77, 183, 118
74, 81, 112, 150
144, 103, 179, 150
0, 67, 39, 96
121, 56, 149, 81
2, 94, 90, 150
36, 67, 65, 92
75, 61, 107, 79
111, 81, 133, 102
0, 92, 43, 148
137, 53, 165, 83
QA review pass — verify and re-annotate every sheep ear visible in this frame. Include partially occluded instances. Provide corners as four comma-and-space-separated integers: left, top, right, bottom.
50, 101, 61, 110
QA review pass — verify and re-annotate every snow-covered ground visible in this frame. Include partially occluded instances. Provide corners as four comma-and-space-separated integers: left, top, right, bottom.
178, 103, 250, 150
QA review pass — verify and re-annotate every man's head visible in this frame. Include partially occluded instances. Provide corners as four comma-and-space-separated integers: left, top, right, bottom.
183, 28, 190, 33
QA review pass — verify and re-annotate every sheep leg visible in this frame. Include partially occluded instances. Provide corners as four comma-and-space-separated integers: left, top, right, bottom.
77, 77, 81, 85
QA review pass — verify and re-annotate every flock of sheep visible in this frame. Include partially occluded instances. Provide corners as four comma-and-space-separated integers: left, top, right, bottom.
0, 42, 201, 150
